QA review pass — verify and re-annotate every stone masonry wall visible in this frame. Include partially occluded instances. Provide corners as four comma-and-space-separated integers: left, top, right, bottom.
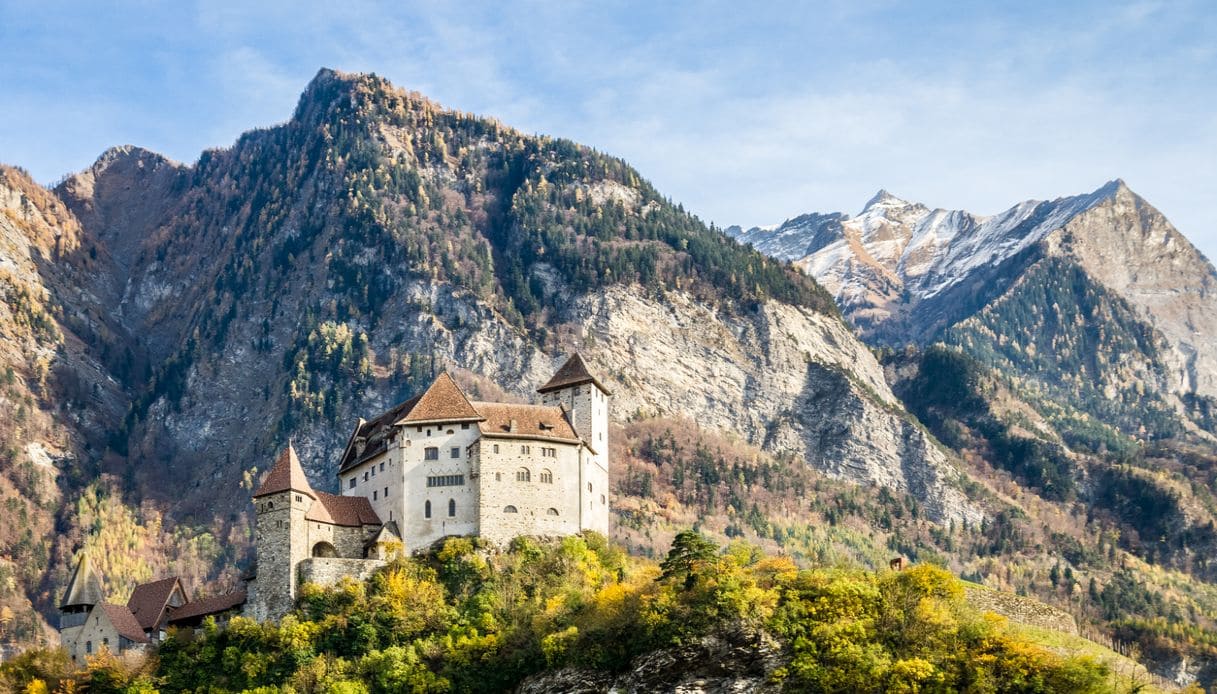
298, 558, 386, 588
477, 437, 582, 545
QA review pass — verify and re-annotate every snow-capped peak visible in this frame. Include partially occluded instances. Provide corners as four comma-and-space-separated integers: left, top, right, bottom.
862, 189, 912, 212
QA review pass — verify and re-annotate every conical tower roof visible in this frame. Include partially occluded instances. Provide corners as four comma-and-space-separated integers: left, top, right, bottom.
395, 371, 482, 424
253, 443, 315, 499
60, 552, 104, 609
537, 353, 612, 395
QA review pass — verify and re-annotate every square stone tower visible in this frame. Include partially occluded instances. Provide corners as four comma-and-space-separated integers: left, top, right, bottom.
537, 353, 611, 535
246, 445, 314, 623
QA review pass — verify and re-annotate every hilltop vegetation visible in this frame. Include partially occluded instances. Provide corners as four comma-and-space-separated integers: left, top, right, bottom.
1, 533, 1118, 693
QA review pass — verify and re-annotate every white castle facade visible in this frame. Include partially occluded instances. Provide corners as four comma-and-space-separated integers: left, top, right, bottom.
245, 354, 611, 622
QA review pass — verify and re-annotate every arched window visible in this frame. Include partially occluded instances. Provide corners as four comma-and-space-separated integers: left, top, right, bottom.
516, 468, 530, 482
504, 505, 518, 513
312, 541, 337, 558
448, 498, 456, 517
540, 469, 553, 484
547, 508, 559, 516
425, 500, 432, 519
267, 502, 274, 510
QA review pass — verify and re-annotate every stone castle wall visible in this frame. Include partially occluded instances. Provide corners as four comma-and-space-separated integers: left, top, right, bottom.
476, 438, 583, 545
299, 558, 386, 588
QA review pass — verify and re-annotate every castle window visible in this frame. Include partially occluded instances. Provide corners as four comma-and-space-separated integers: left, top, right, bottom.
540, 469, 553, 484
588, 483, 593, 493
495, 472, 502, 481
425, 447, 439, 460
267, 502, 274, 510
373, 490, 378, 500
102, 637, 109, 648
86, 641, 92, 654
426, 475, 465, 487
416, 426, 422, 433
516, 468, 531, 482
448, 499, 456, 517
379, 462, 385, 472
601, 494, 606, 504
493, 444, 500, 453
425, 500, 432, 519
447, 429, 454, 435
521, 445, 531, 454
296, 495, 303, 502
450, 447, 460, 459
384, 487, 389, 497
364, 471, 369, 481
462, 423, 470, 430
547, 508, 559, 516
371, 466, 375, 477
504, 505, 518, 513
541, 447, 556, 457
348, 478, 356, 489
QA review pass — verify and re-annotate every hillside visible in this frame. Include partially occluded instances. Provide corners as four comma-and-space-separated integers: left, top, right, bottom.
0, 535, 1126, 693
0, 70, 979, 651
2, 68, 1217, 685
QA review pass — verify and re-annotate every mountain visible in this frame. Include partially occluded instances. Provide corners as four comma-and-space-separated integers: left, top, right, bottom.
0, 69, 984, 653
4, 68, 1217, 684
732, 182, 1217, 441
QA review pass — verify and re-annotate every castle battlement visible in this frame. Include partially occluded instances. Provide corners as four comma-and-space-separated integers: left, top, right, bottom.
244, 354, 611, 623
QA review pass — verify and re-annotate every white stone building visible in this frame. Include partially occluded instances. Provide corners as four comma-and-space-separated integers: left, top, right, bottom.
244, 353, 611, 622
336, 352, 611, 548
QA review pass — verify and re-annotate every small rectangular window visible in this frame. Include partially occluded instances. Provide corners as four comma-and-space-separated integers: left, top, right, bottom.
373, 490, 378, 500
348, 478, 356, 489
384, 487, 389, 497
451, 447, 460, 459
425, 447, 439, 460
462, 423, 470, 430
363, 471, 369, 481
371, 466, 375, 477
493, 444, 500, 453
380, 462, 385, 472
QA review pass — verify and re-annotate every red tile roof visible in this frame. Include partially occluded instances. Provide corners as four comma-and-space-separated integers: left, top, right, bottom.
99, 604, 150, 643
472, 402, 580, 442
127, 576, 189, 630
537, 353, 612, 394
339, 373, 486, 472
397, 372, 483, 424
166, 590, 247, 624
306, 491, 381, 527
253, 444, 315, 499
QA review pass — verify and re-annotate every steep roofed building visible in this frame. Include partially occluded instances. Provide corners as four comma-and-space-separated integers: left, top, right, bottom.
244, 354, 611, 623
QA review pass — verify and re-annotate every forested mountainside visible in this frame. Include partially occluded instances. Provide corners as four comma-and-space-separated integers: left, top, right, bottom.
2, 67, 1217, 686
734, 186, 1217, 683
0, 69, 972, 654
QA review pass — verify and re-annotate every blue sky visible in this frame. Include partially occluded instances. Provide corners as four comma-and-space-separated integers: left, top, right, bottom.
2, 1, 1215, 259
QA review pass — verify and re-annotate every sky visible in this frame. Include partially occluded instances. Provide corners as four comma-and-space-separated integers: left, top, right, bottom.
2, 1, 1215, 260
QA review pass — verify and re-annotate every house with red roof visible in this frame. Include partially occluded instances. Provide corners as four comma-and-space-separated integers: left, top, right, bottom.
57, 554, 245, 662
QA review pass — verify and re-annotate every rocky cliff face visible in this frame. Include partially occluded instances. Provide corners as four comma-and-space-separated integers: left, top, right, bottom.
38, 69, 977, 524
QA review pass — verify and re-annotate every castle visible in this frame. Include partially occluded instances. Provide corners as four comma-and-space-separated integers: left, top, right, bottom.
244, 353, 611, 622
57, 353, 611, 655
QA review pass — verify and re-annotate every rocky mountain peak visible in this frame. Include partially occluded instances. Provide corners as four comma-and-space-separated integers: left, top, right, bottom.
862, 188, 912, 212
